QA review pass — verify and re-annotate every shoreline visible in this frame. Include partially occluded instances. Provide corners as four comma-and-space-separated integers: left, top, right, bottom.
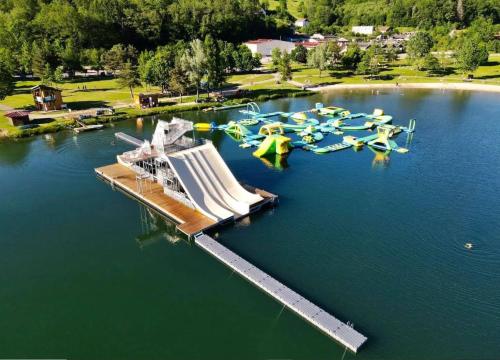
309, 82, 500, 93
2, 82, 499, 140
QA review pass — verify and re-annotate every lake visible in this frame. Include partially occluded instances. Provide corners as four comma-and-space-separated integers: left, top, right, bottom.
1, 89, 499, 359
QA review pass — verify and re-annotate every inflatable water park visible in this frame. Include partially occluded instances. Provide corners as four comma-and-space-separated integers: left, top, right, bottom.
194, 102, 416, 161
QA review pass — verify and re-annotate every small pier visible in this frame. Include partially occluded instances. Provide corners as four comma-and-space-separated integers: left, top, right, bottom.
73, 119, 103, 133
195, 234, 368, 353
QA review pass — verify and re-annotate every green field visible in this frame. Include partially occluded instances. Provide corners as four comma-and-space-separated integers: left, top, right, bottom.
289, 54, 500, 86
268, 0, 302, 19
1, 78, 161, 111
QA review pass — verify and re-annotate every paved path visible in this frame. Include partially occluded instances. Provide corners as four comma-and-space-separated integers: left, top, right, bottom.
0, 104, 14, 111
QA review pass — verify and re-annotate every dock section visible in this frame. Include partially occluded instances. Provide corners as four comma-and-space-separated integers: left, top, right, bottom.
195, 234, 367, 353
96, 163, 217, 236
96, 162, 277, 236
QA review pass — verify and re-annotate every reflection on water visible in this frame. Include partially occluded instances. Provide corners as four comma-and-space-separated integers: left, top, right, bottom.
0, 138, 32, 166
136, 117, 144, 131
258, 153, 289, 170
369, 147, 391, 169
136, 204, 184, 249
43, 134, 56, 149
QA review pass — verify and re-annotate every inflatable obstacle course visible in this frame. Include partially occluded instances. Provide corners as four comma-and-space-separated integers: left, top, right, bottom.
194, 102, 416, 161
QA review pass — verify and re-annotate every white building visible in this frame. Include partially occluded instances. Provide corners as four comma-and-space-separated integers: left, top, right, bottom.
352, 26, 374, 35
244, 39, 296, 57
294, 18, 309, 28
310, 33, 325, 41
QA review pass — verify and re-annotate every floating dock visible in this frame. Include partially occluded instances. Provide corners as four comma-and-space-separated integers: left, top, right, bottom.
96, 163, 217, 236
195, 234, 368, 353
96, 162, 277, 236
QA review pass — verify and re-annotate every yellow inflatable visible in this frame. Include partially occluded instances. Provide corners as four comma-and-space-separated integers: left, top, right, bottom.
253, 135, 291, 157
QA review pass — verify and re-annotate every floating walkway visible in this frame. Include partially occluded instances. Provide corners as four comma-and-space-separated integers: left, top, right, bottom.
115, 132, 144, 147
195, 234, 368, 353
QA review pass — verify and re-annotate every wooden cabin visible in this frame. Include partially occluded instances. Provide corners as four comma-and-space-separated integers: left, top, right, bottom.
4, 111, 30, 126
135, 93, 159, 109
31, 85, 63, 111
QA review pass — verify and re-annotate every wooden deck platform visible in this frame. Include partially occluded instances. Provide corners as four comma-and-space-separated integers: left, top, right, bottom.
195, 234, 368, 352
95, 163, 217, 236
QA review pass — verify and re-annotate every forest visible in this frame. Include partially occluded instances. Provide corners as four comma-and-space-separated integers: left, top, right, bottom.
299, 0, 498, 32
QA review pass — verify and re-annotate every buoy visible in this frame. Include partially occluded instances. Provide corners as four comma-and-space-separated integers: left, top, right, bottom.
194, 122, 212, 131
464, 243, 473, 249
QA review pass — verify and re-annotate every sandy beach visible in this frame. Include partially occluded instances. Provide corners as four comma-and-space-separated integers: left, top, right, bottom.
309, 82, 500, 93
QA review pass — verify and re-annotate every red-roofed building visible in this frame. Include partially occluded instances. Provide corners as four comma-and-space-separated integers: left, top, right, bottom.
295, 41, 323, 50
5, 111, 30, 126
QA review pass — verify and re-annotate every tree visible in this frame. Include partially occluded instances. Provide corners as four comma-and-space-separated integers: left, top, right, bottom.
278, 52, 292, 82
137, 50, 154, 86
81, 48, 105, 71
101, 44, 137, 74
169, 59, 190, 103
467, 17, 495, 44
233, 45, 260, 72
220, 41, 236, 73
341, 44, 362, 70
18, 41, 32, 76
117, 61, 141, 101
55, 39, 81, 76
385, 45, 398, 64
406, 31, 435, 68
145, 46, 176, 94
271, 47, 282, 70
31, 40, 55, 79
53, 66, 65, 83
181, 39, 207, 102
356, 48, 381, 77
422, 54, 441, 75
0, 56, 14, 100
204, 34, 226, 93
102, 44, 126, 74
307, 44, 328, 77
291, 44, 308, 64
455, 37, 489, 75
41, 63, 54, 85
326, 41, 342, 69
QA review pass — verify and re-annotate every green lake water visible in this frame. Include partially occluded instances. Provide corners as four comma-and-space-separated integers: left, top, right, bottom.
1, 89, 499, 359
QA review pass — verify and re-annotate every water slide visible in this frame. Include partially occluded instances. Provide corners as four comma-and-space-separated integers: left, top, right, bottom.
167, 142, 263, 221
152, 118, 193, 149
253, 135, 291, 158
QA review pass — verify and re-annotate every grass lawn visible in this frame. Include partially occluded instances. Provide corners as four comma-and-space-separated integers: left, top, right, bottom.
289, 54, 500, 86
268, 0, 302, 19
1, 78, 161, 111
227, 72, 275, 86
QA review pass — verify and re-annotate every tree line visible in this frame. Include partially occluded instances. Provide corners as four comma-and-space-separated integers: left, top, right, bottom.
300, 0, 499, 34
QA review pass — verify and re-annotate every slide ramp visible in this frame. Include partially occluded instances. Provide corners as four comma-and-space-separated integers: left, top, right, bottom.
167, 155, 234, 222
198, 143, 263, 206
167, 142, 263, 221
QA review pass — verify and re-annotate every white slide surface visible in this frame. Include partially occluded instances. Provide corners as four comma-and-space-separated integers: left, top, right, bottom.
200, 143, 263, 206
167, 142, 263, 221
